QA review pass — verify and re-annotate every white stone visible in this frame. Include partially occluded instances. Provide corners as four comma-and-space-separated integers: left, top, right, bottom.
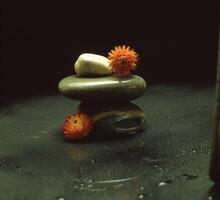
74, 53, 112, 76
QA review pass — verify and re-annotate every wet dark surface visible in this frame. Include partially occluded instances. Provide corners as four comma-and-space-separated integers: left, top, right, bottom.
0, 84, 218, 200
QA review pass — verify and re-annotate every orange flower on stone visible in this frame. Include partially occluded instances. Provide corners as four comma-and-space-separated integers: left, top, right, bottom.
108, 45, 138, 75
63, 112, 93, 141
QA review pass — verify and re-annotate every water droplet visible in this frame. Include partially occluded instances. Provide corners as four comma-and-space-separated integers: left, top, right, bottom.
158, 182, 168, 186
87, 179, 93, 183
140, 186, 144, 190
192, 150, 196, 153
88, 184, 93, 188
158, 180, 172, 186
74, 185, 78, 189
56, 197, 64, 200
80, 183, 84, 187
138, 193, 145, 199
91, 159, 95, 163
158, 167, 163, 171
208, 196, 213, 200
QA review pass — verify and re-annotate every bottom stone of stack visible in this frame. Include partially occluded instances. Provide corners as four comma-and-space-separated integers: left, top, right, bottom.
78, 102, 145, 138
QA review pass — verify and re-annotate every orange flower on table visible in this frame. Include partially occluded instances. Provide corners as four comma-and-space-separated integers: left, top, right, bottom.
108, 45, 138, 75
63, 112, 93, 141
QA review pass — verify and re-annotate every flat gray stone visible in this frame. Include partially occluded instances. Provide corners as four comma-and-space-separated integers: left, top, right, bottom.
58, 75, 146, 102
78, 102, 145, 137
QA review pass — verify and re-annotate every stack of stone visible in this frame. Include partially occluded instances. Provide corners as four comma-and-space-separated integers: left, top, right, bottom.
58, 53, 146, 138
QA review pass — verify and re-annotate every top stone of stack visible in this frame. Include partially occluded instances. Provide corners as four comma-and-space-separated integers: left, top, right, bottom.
74, 53, 112, 76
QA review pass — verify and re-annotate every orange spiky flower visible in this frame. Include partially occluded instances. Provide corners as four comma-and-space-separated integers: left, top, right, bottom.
63, 112, 93, 141
108, 45, 138, 75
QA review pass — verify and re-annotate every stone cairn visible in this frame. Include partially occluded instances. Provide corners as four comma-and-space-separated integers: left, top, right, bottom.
58, 51, 146, 140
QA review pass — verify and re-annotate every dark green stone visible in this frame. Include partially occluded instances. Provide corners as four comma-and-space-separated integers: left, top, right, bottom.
78, 102, 145, 137
58, 75, 146, 102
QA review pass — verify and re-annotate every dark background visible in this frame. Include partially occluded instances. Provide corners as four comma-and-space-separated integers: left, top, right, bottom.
1, 1, 219, 99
